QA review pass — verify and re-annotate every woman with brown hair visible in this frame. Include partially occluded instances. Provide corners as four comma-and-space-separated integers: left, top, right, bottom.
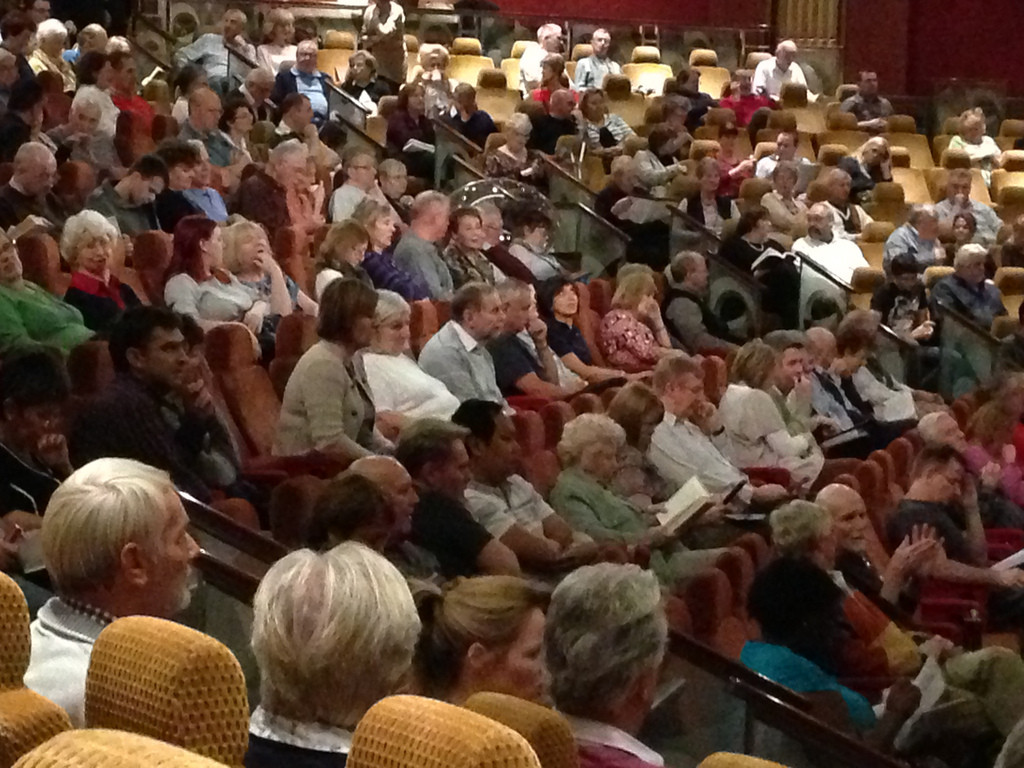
605, 382, 671, 507
413, 576, 550, 704
386, 83, 435, 180
314, 220, 372, 299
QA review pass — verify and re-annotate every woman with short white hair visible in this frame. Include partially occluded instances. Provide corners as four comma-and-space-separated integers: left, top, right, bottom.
29, 18, 76, 92
61, 210, 141, 333
357, 289, 460, 427
545, 563, 668, 768
247, 542, 420, 768
484, 112, 544, 183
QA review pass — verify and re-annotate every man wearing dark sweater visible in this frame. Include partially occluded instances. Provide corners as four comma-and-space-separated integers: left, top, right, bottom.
528, 88, 578, 155
0, 141, 63, 231
444, 83, 498, 149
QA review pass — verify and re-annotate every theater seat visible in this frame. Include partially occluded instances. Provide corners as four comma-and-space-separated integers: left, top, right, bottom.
699, 754, 788, 768
463, 693, 577, 768
409, 299, 440, 356
85, 616, 249, 766
132, 230, 173, 307
604, 75, 647, 128
476, 70, 520, 128
864, 182, 908, 225
17, 729, 229, 768
15, 234, 66, 295
269, 474, 328, 548
682, 568, 748, 658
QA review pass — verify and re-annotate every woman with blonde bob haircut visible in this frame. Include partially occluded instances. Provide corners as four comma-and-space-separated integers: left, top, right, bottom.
598, 271, 674, 372
256, 8, 297, 75
412, 575, 550, 704
221, 218, 317, 318
61, 210, 142, 334
247, 542, 420, 767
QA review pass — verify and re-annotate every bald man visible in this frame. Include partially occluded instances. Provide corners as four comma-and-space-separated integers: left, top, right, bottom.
528, 88, 578, 155
0, 140, 61, 230
178, 87, 237, 168
752, 39, 812, 101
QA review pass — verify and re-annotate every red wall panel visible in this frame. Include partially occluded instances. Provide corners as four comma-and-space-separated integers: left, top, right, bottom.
843, 0, 909, 93
494, 0, 764, 28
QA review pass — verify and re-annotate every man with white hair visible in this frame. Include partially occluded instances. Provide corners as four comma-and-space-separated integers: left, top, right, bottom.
819, 167, 873, 240
934, 168, 1001, 246
930, 243, 1006, 329
752, 39, 810, 100
27, 18, 74, 91
519, 23, 563, 95
23, 457, 200, 726
545, 563, 669, 768
882, 203, 945, 274
0, 140, 60, 230
662, 250, 738, 353
228, 67, 275, 122
174, 8, 254, 94
236, 139, 324, 236
573, 28, 621, 90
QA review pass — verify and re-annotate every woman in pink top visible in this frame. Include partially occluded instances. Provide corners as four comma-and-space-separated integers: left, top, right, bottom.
598, 271, 674, 373
964, 399, 1024, 507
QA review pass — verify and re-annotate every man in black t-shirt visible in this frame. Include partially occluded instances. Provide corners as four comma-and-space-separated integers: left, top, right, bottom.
394, 419, 520, 578
528, 89, 578, 155
870, 252, 933, 340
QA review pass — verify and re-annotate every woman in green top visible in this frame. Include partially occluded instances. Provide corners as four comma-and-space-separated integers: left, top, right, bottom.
0, 233, 93, 354
549, 412, 723, 587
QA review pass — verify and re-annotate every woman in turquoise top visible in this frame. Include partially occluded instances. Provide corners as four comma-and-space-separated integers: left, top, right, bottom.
549, 413, 723, 587
742, 557, 920, 750
0, 233, 93, 354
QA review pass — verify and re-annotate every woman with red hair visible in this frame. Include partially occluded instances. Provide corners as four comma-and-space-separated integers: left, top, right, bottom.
163, 215, 270, 343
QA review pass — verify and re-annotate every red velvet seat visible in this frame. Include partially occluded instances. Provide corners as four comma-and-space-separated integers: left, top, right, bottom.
132, 231, 173, 307
17, 234, 67, 295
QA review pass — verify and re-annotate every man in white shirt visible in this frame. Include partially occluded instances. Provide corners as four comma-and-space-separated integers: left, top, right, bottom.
754, 130, 812, 181
648, 355, 788, 507
23, 458, 200, 726
173, 9, 254, 93
793, 202, 869, 283
752, 39, 811, 101
573, 28, 621, 90
519, 23, 562, 95
329, 147, 380, 222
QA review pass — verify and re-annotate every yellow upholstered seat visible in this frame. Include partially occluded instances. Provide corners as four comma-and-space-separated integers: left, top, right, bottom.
511, 40, 533, 59
693, 66, 731, 99
0, 572, 30, 691
995, 267, 1024, 320
451, 37, 482, 56
892, 167, 934, 205
500, 59, 521, 91
317, 49, 353, 82
464, 693, 578, 768
851, 266, 886, 309
924, 266, 954, 290
818, 129, 870, 153
85, 616, 249, 767
698, 753, 788, 768
14, 729, 228, 768
0, 689, 73, 767
571, 44, 592, 61
449, 55, 494, 87
622, 63, 673, 95
323, 30, 355, 50
885, 132, 934, 169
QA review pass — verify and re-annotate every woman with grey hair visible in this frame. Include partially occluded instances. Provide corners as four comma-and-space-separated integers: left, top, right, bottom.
545, 563, 668, 768
484, 113, 544, 183
247, 542, 420, 768
61, 210, 141, 334
357, 289, 459, 427
29, 18, 76, 92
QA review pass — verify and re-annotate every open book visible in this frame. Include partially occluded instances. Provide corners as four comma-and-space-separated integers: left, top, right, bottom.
16, 530, 45, 574
656, 477, 714, 535
992, 547, 1024, 571
403, 139, 435, 154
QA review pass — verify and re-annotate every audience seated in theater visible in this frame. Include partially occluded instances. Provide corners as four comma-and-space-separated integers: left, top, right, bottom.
0, 78, 44, 163
72, 51, 118, 136
0, 49, 18, 116
930, 243, 1006, 328
793, 202, 870, 283
341, 51, 394, 113
839, 71, 893, 134
443, 83, 497, 148
0, 231, 92, 353
0, 349, 72, 531
170, 63, 208, 124
670, 67, 717, 132
419, 282, 507, 404
0, 141, 65, 232
599, 270, 673, 372
545, 563, 670, 768
275, 279, 385, 460
962, 400, 1024, 508
393, 190, 453, 299
949, 109, 1000, 186
715, 123, 755, 198
28, 18, 74, 92
378, 158, 413, 223
314, 219, 372, 299
871, 253, 933, 342
579, 88, 633, 161
837, 136, 893, 203
633, 123, 685, 194
477, 202, 535, 284
360, 0, 405, 85
880, 202, 942, 274
246, 543, 419, 768
442, 206, 506, 289
329, 148, 381, 222
217, 96, 255, 165
889, 445, 1024, 625
528, 88, 578, 156
387, 83, 435, 181
530, 53, 571, 108
23, 457, 200, 726
760, 161, 808, 237
2, 11, 36, 86
457, 399, 594, 568
413, 575, 548, 703
720, 208, 801, 329
181, 141, 228, 221
353, 197, 428, 299
358, 289, 459, 423
752, 39, 810, 101
60, 210, 139, 333
999, 215, 1024, 269
228, 68, 275, 123
519, 23, 563, 94
595, 157, 671, 270
946, 211, 979, 264
483, 113, 545, 184
271, 93, 339, 175
718, 69, 774, 130
551, 413, 724, 586
536, 276, 629, 383
413, 45, 457, 120
396, 418, 520, 577
820, 168, 872, 240
51, 160, 97, 221
658, 96, 695, 161
742, 557, 920, 749
716, 338, 824, 489
488, 280, 582, 399
256, 8, 297, 76
223, 217, 317, 316
755, 130, 812, 182
235, 139, 325, 239
662, 250, 740, 354
682, 157, 739, 238
179, 87, 238, 170
649, 355, 789, 509
173, 8, 253, 94
154, 141, 204, 233
605, 382, 672, 507
48, 91, 119, 171
573, 28, 621, 90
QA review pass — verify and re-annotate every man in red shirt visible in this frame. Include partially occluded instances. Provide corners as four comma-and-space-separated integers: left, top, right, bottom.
719, 68, 775, 138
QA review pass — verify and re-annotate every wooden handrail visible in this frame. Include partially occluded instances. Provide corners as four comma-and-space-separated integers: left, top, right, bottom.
133, 14, 176, 46
225, 42, 260, 71
196, 551, 260, 604
180, 492, 288, 566
432, 118, 483, 157
539, 155, 597, 203
667, 206, 764, 296
128, 36, 173, 75
667, 203, 724, 246
328, 81, 378, 137
452, 154, 486, 183
933, 301, 1002, 349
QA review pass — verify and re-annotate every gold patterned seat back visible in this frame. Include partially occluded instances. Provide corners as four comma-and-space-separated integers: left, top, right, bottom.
14, 729, 231, 768
463, 693, 578, 768
0, 573, 30, 691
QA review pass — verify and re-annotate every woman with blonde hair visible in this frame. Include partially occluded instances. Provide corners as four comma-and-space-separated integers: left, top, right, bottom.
598, 271, 674, 372
412, 44, 456, 119
605, 381, 671, 507
949, 109, 1001, 186
838, 136, 892, 201
314, 220, 372, 299
964, 399, 1024, 507
413, 575, 549, 704
256, 8, 297, 75
483, 113, 544, 183
221, 218, 318, 317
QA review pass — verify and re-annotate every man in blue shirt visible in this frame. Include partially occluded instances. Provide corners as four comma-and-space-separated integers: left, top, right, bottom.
930, 243, 1006, 330
270, 40, 331, 125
